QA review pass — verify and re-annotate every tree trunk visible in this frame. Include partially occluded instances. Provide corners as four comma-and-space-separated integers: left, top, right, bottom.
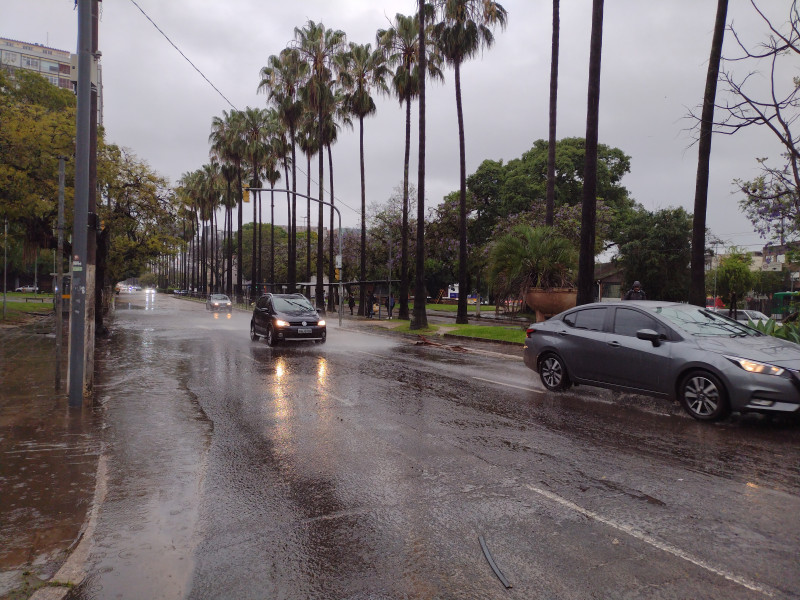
454, 61, 469, 324
359, 114, 367, 316
412, 0, 428, 329
289, 127, 297, 293
545, 0, 560, 226
307, 153, 312, 282
236, 169, 244, 301
399, 96, 411, 320
690, 0, 728, 307
316, 110, 325, 309
327, 143, 336, 312
576, 0, 604, 306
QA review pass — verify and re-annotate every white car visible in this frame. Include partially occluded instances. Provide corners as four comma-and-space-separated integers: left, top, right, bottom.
14, 285, 38, 293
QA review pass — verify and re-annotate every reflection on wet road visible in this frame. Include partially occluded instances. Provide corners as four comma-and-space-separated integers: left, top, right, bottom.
75, 292, 799, 599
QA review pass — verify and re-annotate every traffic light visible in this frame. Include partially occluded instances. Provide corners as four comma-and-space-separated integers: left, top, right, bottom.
335, 268, 340, 281
242, 187, 250, 203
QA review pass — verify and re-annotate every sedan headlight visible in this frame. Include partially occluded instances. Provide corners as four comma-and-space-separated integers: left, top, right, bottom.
275, 319, 290, 328
317, 319, 326, 327
725, 355, 785, 376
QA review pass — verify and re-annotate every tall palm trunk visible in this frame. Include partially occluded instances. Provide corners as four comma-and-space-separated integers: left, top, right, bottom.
576, 0, 604, 306
289, 127, 297, 292
315, 113, 325, 309
307, 153, 312, 282
236, 169, 244, 300
545, 0, 560, 226
412, 0, 428, 329
455, 60, 468, 324
399, 96, 411, 320
690, 0, 728, 306
270, 189, 275, 289
284, 162, 291, 288
257, 190, 263, 286
251, 173, 258, 296
359, 113, 367, 316
327, 144, 336, 312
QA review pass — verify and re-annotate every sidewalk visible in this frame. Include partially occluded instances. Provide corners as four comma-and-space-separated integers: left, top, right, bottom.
0, 315, 102, 600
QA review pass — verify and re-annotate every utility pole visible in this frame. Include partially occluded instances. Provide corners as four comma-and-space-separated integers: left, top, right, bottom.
68, 0, 98, 406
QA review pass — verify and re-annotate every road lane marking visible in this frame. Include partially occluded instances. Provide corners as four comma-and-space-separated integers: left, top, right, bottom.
326, 392, 354, 407
525, 484, 775, 597
472, 377, 543, 394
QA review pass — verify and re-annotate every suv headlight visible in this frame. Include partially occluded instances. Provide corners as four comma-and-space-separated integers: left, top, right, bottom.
725, 355, 784, 376
275, 319, 289, 328
317, 319, 326, 327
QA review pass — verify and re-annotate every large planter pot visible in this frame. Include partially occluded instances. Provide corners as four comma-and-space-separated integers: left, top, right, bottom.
525, 288, 577, 322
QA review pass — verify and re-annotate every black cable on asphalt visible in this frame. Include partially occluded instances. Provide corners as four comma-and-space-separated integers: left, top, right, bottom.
479, 535, 512, 589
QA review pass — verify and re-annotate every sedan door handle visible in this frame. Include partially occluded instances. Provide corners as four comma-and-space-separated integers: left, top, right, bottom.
608, 340, 621, 347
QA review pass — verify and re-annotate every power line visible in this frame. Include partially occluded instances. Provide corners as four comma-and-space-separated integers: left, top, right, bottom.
127, 0, 237, 111
126, 0, 360, 218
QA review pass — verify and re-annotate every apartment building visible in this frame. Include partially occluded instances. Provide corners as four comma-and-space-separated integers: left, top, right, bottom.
0, 37, 73, 89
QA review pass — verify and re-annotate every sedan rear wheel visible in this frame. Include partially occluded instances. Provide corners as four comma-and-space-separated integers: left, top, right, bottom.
250, 321, 259, 341
539, 353, 571, 391
679, 371, 729, 421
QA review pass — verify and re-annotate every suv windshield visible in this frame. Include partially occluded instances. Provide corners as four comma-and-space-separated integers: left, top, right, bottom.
273, 296, 314, 312
647, 306, 761, 338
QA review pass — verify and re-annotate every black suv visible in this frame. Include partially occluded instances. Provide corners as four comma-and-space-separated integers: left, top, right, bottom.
250, 293, 326, 346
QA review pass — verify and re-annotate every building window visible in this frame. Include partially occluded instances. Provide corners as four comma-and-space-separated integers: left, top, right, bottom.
45, 74, 58, 85
22, 56, 39, 69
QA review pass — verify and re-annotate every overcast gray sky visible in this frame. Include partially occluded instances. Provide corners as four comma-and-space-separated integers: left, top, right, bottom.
3, 0, 792, 253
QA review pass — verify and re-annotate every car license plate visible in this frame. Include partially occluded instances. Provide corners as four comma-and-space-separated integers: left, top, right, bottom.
298, 328, 312, 334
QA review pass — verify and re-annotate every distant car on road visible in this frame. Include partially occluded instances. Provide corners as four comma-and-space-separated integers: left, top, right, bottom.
14, 285, 38, 293
523, 300, 800, 422
206, 293, 232, 312
250, 293, 326, 346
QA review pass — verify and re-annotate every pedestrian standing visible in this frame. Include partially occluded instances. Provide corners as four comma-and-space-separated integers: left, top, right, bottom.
388, 292, 395, 318
623, 281, 646, 300
348, 295, 355, 315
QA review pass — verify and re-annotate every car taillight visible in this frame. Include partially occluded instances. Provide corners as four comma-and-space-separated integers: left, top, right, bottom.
526, 327, 536, 337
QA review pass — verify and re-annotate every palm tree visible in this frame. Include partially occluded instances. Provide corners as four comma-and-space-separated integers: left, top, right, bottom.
690, 0, 728, 307
433, 0, 508, 325
378, 13, 443, 320
209, 110, 246, 299
545, 0, 560, 227
262, 109, 283, 290
259, 48, 309, 293
294, 20, 346, 309
576, 0, 604, 306
339, 41, 389, 315
241, 106, 271, 292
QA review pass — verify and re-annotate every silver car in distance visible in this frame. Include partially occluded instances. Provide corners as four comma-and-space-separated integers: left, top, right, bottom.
523, 301, 800, 422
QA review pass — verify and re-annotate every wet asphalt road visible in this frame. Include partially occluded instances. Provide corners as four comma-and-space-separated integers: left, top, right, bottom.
73, 291, 800, 599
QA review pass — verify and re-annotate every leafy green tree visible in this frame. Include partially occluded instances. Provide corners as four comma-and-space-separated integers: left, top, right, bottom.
614, 206, 693, 302
708, 249, 754, 306
433, 0, 508, 324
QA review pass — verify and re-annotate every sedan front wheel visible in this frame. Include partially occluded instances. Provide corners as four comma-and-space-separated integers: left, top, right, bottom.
679, 371, 729, 422
539, 353, 571, 391
250, 321, 259, 341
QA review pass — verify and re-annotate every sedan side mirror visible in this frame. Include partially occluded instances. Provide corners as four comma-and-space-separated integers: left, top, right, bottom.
636, 328, 663, 347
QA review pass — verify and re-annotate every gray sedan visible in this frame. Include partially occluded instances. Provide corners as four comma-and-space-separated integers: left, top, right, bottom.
523, 300, 800, 421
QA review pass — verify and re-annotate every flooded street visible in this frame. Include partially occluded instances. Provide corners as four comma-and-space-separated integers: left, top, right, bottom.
5, 290, 800, 599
